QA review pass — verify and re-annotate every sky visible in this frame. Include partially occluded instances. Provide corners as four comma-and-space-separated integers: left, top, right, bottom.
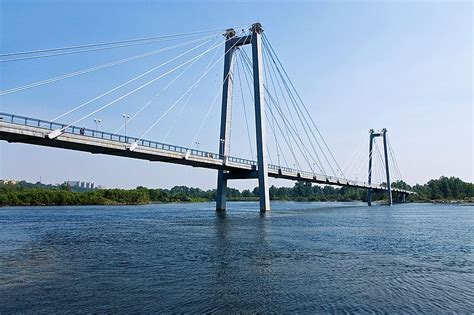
0, 0, 472, 190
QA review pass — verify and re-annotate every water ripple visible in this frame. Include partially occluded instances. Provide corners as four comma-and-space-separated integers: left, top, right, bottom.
0, 202, 473, 313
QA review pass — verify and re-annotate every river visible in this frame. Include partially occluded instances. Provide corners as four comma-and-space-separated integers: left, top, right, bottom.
0, 202, 473, 313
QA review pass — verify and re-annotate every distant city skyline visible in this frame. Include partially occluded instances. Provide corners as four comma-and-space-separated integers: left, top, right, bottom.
1, 178, 103, 188
0, 1, 472, 189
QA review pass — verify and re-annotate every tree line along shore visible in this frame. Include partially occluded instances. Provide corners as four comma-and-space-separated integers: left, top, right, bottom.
0, 176, 472, 207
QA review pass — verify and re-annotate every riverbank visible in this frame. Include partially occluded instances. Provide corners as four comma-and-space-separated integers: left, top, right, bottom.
1, 176, 472, 207
1, 195, 472, 208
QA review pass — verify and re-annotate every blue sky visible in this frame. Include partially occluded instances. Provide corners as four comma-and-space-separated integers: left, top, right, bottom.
0, 0, 472, 189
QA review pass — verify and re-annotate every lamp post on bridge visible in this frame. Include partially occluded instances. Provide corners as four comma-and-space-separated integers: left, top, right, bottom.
93, 118, 101, 131
122, 114, 130, 138
194, 141, 200, 151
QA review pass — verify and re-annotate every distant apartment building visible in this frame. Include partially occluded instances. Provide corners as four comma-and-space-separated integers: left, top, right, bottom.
0, 179, 17, 185
64, 181, 97, 189
65, 180, 80, 188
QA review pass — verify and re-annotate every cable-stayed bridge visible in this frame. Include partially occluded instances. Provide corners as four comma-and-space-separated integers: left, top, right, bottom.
0, 23, 415, 211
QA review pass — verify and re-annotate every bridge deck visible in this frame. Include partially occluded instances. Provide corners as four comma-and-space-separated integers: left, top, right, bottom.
0, 113, 414, 195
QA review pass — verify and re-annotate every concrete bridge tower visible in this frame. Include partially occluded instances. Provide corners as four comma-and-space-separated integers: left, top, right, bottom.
367, 128, 393, 206
216, 23, 270, 212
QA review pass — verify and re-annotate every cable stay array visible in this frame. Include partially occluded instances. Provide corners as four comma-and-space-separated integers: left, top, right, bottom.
0, 36, 216, 96
0, 26, 249, 62
232, 33, 347, 180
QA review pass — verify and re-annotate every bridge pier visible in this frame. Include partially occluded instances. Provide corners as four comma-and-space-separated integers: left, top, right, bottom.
216, 28, 236, 211
216, 23, 270, 212
382, 129, 392, 205
216, 174, 228, 211
395, 192, 407, 203
367, 130, 375, 206
251, 23, 270, 211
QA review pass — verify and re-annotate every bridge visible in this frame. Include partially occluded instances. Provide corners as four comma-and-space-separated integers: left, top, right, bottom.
0, 23, 415, 211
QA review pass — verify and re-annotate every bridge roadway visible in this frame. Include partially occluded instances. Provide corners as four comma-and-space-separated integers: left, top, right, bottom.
0, 113, 414, 195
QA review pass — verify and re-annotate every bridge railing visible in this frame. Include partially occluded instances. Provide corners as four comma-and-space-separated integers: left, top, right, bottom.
0, 112, 257, 166
267, 163, 374, 187
268, 164, 323, 179
227, 156, 257, 166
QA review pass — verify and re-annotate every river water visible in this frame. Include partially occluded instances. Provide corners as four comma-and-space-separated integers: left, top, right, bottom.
0, 202, 472, 313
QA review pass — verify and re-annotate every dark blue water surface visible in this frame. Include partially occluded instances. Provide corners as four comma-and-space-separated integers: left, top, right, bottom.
0, 202, 473, 313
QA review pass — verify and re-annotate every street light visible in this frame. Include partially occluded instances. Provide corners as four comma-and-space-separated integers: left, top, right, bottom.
122, 114, 130, 138
93, 118, 101, 131
194, 141, 200, 151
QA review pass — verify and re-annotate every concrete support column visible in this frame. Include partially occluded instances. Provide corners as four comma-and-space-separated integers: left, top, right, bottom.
367, 129, 374, 206
382, 129, 392, 205
216, 29, 236, 211
251, 23, 270, 212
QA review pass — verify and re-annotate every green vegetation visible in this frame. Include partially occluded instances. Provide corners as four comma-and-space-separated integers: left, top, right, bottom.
397, 176, 474, 202
0, 176, 472, 206
268, 176, 473, 203
0, 183, 149, 206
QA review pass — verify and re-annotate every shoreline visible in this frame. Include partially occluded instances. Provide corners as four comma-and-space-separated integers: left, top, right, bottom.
2, 176, 472, 207
1, 199, 472, 208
